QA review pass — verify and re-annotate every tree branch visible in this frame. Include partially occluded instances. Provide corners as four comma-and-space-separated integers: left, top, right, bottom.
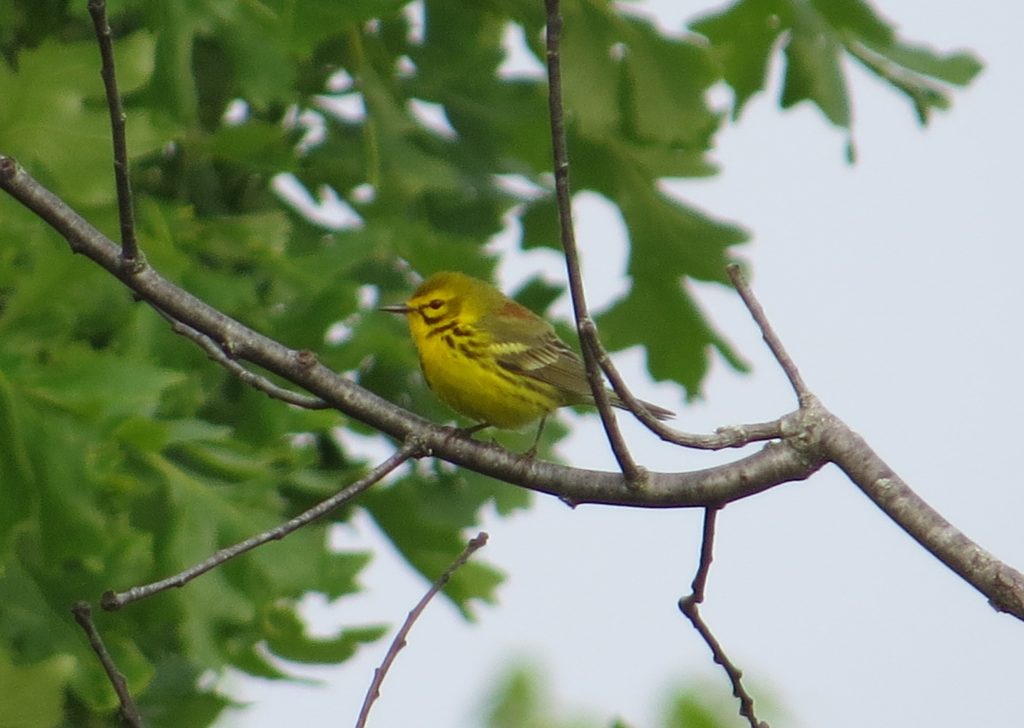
543, 0, 641, 482
820, 410, 1024, 616
153, 306, 331, 410
87, 0, 138, 262
356, 532, 489, 728
3, 154, 1023, 621
540, 0, 764, 461
71, 602, 144, 727
727, 264, 810, 403
678, 508, 767, 728
102, 439, 425, 610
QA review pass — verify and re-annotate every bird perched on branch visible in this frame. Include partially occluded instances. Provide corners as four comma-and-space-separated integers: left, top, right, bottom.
382, 271, 673, 445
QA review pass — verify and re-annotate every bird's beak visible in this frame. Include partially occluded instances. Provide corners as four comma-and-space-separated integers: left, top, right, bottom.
379, 303, 412, 314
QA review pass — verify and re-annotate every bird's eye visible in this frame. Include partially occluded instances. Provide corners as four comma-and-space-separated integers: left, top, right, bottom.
428, 299, 444, 310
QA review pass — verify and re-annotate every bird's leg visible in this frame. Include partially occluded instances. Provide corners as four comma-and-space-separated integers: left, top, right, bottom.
522, 415, 548, 459
456, 422, 491, 438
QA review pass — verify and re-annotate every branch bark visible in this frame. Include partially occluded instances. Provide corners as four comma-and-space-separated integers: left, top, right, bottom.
821, 410, 1024, 616
3, 152, 1023, 622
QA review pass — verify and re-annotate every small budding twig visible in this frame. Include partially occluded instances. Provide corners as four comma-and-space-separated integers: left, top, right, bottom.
87, 0, 138, 262
727, 264, 810, 403
678, 508, 768, 728
102, 439, 424, 610
71, 602, 144, 727
355, 532, 490, 728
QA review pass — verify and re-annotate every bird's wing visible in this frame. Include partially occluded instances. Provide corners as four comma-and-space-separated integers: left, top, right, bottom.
488, 328, 594, 404
480, 300, 675, 420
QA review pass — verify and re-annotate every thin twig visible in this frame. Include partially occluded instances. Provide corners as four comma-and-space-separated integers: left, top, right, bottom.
727, 264, 810, 403
102, 439, 424, 610
356, 532, 489, 728
600, 351, 788, 448
543, 0, 641, 482
71, 601, 144, 727
153, 306, 331, 409
679, 508, 768, 728
87, 0, 138, 262
686, 507, 719, 602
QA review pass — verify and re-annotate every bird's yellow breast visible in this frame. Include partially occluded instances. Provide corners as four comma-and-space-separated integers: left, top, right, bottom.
409, 319, 558, 429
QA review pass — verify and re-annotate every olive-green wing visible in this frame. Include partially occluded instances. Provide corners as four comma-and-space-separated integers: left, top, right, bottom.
480, 302, 675, 419
478, 303, 593, 405
491, 331, 594, 406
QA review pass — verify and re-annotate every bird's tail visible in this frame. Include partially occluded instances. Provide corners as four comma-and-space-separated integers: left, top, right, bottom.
608, 392, 674, 421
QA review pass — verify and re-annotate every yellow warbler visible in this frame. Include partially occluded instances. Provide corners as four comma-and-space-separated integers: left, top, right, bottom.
381, 271, 674, 434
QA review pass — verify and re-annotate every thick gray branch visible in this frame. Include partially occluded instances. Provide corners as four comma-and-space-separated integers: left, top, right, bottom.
819, 406, 1024, 618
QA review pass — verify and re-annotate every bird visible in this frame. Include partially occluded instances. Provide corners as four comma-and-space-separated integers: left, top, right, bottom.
381, 271, 673, 446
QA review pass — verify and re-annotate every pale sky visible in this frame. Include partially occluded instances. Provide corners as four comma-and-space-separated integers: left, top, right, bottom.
224, 2, 1024, 726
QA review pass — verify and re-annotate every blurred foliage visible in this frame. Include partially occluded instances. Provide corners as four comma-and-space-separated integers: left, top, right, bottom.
0, 0, 979, 724
480, 662, 781, 728
689, 0, 982, 160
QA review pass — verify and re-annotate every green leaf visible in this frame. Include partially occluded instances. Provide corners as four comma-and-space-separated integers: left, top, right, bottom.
484, 665, 544, 728
513, 276, 566, 317
559, 1, 622, 137
690, 0, 790, 118
283, 0, 412, 55
845, 36, 983, 125
809, 0, 892, 44
862, 38, 982, 87
691, 0, 982, 130
520, 195, 562, 252
0, 372, 36, 561
24, 349, 184, 421
438, 77, 553, 177
615, 12, 719, 147
133, 654, 232, 727
781, 4, 850, 127
261, 603, 385, 664
561, 1, 719, 145
0, 646, 74, 728
0, 32, 164, 207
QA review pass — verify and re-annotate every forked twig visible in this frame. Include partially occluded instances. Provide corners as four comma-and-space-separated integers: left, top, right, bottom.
102, 439, 424, 610
678, 508, 768, 728
71, 602, 144, 727
540, 2, 787, 461
609, 264, 811, 447
355, 532, 490, 728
